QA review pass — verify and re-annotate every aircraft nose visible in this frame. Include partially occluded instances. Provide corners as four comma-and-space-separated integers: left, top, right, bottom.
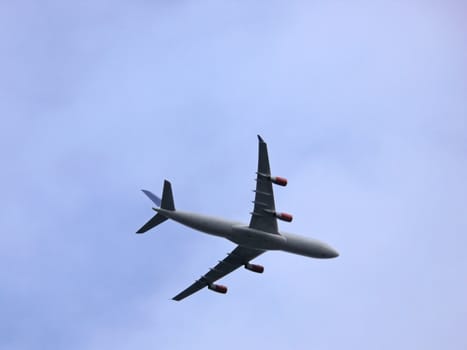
323, 245, 339, 258
328, 247, 339, 258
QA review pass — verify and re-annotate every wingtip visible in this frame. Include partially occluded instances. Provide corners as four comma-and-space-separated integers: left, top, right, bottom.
257, 134, 265, 143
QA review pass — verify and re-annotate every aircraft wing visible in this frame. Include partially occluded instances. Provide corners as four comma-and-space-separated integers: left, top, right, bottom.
172, 245, 264, 301
249, 135, 279, 234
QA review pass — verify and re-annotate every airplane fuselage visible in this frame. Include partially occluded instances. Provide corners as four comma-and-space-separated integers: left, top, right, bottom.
156, 208, 339, 259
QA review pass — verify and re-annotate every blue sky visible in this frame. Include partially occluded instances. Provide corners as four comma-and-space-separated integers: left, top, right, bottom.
1, 1, 466, 349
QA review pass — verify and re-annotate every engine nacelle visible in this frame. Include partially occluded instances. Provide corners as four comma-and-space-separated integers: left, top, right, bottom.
208, 283, 228, 294
244, 263, 264, 273
270, 176, 288, 186
275, 212, 293, 222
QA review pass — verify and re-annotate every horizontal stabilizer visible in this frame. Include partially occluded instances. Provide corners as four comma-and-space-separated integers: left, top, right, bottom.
142, 189, 161, 207
136, 213, 167, 234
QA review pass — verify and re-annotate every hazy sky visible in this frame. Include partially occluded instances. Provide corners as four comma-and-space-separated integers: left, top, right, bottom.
1, 1, 466, 349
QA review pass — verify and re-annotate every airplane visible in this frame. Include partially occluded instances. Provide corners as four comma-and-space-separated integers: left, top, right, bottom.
136, 135, 339, 301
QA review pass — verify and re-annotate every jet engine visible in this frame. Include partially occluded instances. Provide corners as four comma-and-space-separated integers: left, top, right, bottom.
270, 176, 288, 186
275, 212, 293, 222
208, 283, 228, 294
244, 263, 264, 273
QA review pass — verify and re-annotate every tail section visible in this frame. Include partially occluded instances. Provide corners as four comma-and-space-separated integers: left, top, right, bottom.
160, 180, 175, 211
136, 213, 167, 234
141, 189, 161, 207
136, 180, 176, 234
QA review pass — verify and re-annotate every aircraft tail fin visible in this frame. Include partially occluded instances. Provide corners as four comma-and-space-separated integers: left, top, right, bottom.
160, 180, 175, 211
136, 180, 176, 234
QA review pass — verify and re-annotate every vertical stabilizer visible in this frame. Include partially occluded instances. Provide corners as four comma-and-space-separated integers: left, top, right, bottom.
161, 180, 175, 211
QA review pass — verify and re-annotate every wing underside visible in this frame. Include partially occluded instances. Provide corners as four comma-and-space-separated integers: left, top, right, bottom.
249, 135, 279, 233
172, 245, 264, 301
